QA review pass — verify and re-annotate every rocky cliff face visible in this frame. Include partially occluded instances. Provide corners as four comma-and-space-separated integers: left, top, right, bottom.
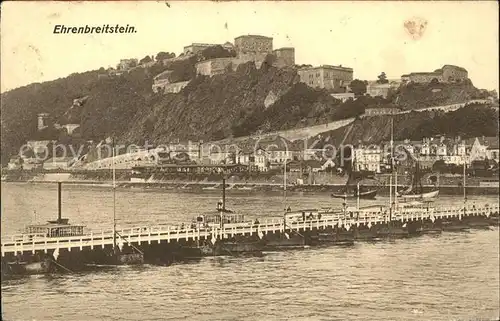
120, 63, 301, 145
309, 103, 499, 148
392, 79, 491, 110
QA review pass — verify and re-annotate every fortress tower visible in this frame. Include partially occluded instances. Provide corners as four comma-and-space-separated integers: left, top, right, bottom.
234, 35, 273, 68
273, 47, 295, 68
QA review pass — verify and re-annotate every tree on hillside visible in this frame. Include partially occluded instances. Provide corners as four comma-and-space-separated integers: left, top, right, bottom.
129, 60, 137, 68
199, 45, 236, 60
376, 72, 389, 84
349, 79, 368, 96
140, 55, 153, 65
156, 52, 176, 61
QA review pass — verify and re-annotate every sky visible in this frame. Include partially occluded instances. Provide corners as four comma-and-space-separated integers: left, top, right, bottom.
1, 1, 499, 93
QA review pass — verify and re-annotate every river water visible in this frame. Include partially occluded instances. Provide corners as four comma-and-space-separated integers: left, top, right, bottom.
1, 182, 499, 321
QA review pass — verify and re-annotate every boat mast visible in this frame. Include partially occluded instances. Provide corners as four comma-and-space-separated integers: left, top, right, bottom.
283, 159, 287, 234
463, 154, 467, 214
356, 181, 360, 210
222, 177, 226, 211
283, 159, 287, 210
220, 176, 226, 229
389, 116, 394, 220
112, 137, 117, 251
58, 181, 62, 223
394, 160, 398, 210
389, 175, 393, 221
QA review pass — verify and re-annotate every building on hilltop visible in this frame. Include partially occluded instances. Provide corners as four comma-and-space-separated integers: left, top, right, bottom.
401, 65, 468, 84
37, 113, 50, 131
365, 80, 401, 98
297, 65, 353, 92
195, 57, 235, 77
117, 58, 138, 71
272, 47, 295, 68
183, 42, 234, 55
151, 70, 191, 94
192, 35, 295, 77
153, 69, 174, 82
234, 35, 273, 69
163, 81, 190, 94
152, 70, 174, 93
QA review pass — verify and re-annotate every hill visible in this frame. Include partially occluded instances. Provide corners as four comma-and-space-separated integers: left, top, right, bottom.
121, 62, 370, 145
0, 50, 363, 164
1, 50, 498, 165
391, 79, 496, 110
309, 103, 499, 148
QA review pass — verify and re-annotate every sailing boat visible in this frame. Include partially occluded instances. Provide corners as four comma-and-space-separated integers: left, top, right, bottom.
266, 160, 309, 249
109, 138, 144, 265
397, 160, 439, 200
331, 170, 378, 199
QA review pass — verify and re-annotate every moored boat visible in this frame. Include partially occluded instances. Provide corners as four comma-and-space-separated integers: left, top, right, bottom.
311, 230, 355, 245
115, 252, 144, 265
440, 221, 470, 232
182, 239, 265, 257
331, 189, 377, 200
6, 257, 55, 275
398, 190, 439, 200
264, 233, 307, 250
397, 160, 439, 200
376, 226, 409, 238
212, 240, 265, 256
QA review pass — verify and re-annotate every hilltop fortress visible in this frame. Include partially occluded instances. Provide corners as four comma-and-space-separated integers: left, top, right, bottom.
152, 34, 298, 94
152, 34, 356, 95
194, 35, 295, 76
401, 65, 469, 84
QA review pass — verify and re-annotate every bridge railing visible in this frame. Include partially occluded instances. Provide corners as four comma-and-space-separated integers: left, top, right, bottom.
2, 204, 498, 254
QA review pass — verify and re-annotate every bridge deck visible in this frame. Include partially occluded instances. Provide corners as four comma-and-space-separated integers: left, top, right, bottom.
2, 204, 498, 256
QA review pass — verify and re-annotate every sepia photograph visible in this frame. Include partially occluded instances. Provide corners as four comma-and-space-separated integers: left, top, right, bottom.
1, 1, 499, 320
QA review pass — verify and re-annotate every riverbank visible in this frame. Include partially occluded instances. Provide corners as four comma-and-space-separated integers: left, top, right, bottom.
2, 170, 498, 195
2, 180, 499, 196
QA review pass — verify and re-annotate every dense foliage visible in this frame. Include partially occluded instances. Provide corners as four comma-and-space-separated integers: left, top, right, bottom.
349, 79, 367, 96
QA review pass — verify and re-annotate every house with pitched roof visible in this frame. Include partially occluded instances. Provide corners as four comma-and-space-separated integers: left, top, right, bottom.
467, 136, 500, 163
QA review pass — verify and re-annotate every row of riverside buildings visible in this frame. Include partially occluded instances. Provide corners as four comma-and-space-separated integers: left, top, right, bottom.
10, 134, 498, 176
